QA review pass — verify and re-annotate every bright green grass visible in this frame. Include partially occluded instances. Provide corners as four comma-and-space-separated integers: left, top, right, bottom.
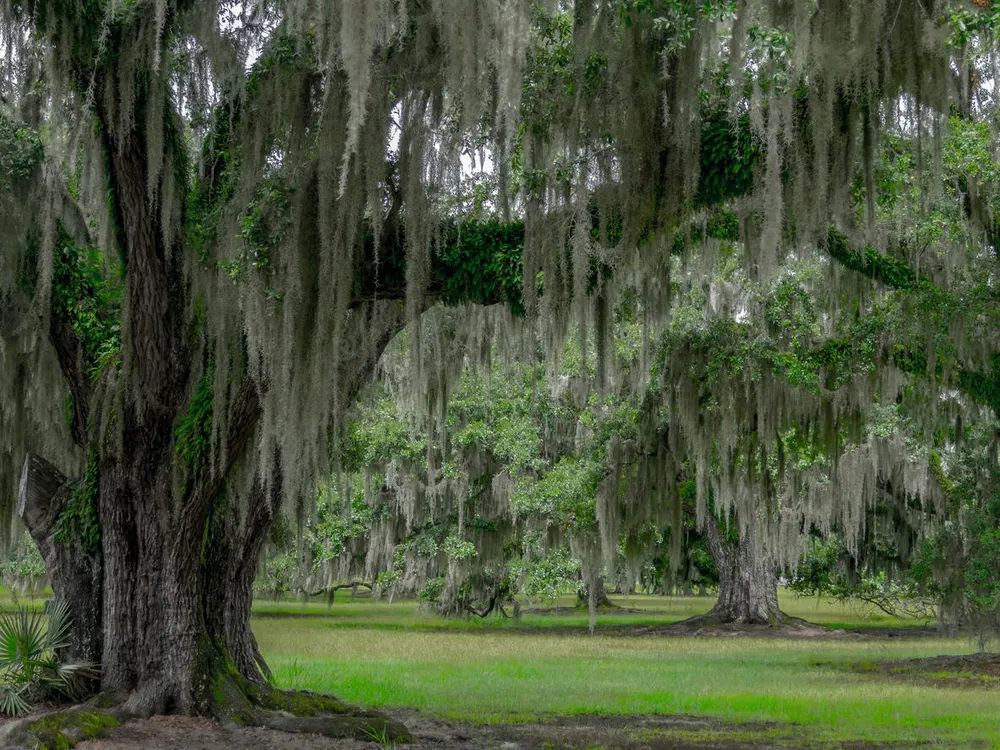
253, 593, 997, 747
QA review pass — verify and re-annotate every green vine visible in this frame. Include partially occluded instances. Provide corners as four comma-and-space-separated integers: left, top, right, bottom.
54, 452, 101, 554
434, 220, 526, 314
175, 374, 214, 468
51, 224, 122, 379
825, 228, 928, 291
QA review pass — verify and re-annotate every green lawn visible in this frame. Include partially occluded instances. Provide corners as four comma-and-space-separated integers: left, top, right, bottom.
250, 589, 925, 629
252, 592, 999, 747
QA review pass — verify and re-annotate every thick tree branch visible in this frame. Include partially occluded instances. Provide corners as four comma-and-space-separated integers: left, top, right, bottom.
18, 452, 70, 537
47, 310, 91, 447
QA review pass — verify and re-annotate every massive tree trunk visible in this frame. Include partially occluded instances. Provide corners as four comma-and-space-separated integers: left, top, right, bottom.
202, 479, 278, 686
20, 298, 414, 722
701, 515, 783, 625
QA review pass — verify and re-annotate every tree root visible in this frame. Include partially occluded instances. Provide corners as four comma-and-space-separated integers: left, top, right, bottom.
255, 709, 409, 740
659, 612, 850, 638
0, 684, 412, 748
238, 686, 412, 742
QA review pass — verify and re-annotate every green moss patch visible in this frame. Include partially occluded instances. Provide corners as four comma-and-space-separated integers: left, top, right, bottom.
259, 688, 351, 717
8, 709, 119, 749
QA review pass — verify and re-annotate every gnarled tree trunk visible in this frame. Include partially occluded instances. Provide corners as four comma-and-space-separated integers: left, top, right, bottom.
19, 299, 413, 726
701, 515, 783, 625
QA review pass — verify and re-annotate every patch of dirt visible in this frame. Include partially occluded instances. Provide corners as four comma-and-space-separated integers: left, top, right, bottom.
502, 616, 944, 641
73, 711, 927, 749
627, 615, 851, 639
859, 652, 1000, 689
76, 714, 344, 749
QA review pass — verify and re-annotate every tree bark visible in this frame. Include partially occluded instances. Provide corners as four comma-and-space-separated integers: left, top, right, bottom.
21, 299, 415, 716
19, 453, 103, 665
701, 516, 782, 625
577, 577, 614, 609
202, 477, 278, 685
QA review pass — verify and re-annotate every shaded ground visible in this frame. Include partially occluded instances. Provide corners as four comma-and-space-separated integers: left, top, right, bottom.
626, 614, 949, 640
416, 617, 946, 641
255, 614, 947, 641
74, 710, 925, 749
852, 651, 1000, 689
522, 606, 647, 615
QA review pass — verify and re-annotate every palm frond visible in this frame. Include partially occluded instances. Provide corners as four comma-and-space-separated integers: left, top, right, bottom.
0, 685, 30, 717
41, 600, 72, 652
0, 602, 99, 715
50, 662, 100, 699
0, 609, 46, 669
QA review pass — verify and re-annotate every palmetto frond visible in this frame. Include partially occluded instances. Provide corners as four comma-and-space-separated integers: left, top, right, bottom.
0, 685, 30, 717
0, 608, 47, 671
0, 602, 99, 715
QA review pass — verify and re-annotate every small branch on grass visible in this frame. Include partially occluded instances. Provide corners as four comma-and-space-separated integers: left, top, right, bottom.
295, 581, 374, 598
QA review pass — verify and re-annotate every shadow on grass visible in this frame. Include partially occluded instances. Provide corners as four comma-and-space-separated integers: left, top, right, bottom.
845, 651, 1000, 690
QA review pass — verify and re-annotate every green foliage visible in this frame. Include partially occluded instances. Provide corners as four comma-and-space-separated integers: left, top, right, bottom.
175, 374, 214, 468
825, 228, 925, 291
0, 116, 43, 189
442, 535, 477, 562
515, 548, 580, 602
373, 569, 401, 597
51, 225, 122, 378
698, 114, 758, 206
308, 483, 383, 565
418, 577, 446, 603
519, 9, 607, 138
224, 175, 297, 282
345, 400, 425, 472
435, 221, 526, 313
0, 534, 47, 602
0, 601, 98, 716
254, 548, 299, 601
911, 420, 1000, 637
512, 457, 602, 530
943, 2, 1000, 48
53, 453, 101, 555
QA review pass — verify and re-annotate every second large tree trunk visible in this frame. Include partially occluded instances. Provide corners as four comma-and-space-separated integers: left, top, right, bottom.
701, 517, 783, 625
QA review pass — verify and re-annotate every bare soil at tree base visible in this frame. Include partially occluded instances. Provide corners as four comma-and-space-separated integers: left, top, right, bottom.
75, 710, 923, 750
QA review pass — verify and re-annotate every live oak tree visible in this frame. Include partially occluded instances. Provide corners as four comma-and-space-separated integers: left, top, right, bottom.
1, 0, 999, 727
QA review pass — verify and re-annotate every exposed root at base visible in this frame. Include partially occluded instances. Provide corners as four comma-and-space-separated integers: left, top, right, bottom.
0, 686, 411, 749
642, 613, 852, 638
211, 680, 413, 743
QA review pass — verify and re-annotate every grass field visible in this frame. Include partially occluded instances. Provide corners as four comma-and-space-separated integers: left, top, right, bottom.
251, 591, 999, 747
